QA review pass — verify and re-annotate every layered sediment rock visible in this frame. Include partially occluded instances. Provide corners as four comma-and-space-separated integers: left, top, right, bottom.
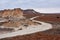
0, 8, 25, 31
0, 8, 41, 31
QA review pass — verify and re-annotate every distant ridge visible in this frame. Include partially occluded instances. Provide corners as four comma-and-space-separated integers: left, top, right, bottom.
0, 8, 60, 22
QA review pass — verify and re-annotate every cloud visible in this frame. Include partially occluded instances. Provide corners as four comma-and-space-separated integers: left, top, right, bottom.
33, 8, 60, 13
0, 0, 60, 9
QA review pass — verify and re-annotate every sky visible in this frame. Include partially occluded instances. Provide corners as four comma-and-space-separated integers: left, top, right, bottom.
0, 0, 60, 13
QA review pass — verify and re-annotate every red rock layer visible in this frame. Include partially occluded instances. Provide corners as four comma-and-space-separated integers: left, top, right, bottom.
1, 31, 60, 40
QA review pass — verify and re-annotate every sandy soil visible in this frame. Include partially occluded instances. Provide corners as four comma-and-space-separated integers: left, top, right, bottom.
0, 21, 52, 39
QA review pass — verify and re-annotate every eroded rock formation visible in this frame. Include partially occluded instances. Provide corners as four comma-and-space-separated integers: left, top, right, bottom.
0, 8, 41, 31
0, 8, 60, 40
0, 8, 25, 31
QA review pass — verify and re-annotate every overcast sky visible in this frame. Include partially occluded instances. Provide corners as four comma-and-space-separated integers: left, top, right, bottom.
0, 0, 60, 9
0, 0, 60, 13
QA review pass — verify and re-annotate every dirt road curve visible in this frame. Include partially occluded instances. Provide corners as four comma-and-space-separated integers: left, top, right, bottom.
0, 21, 52, 39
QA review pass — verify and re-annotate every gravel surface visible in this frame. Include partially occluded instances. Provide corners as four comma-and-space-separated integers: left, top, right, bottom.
0, 21, 52, 39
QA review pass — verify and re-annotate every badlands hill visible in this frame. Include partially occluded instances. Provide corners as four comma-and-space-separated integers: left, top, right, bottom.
23, 9, 60, 22
0, 8, 60, 22
0, 8, 60, 29
0, 8, 60, 40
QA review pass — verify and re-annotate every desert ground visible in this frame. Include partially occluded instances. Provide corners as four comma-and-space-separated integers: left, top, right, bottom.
0, 8, 60, 40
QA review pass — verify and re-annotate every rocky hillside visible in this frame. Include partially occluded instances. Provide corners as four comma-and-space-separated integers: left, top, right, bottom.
23, 9, 60, 22
0, 8, 60, 40
0, 8, 60, 22
0, 8, 60, 29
